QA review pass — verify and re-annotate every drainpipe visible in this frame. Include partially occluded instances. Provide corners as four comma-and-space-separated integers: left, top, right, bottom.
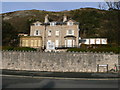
44, 24, 47, 50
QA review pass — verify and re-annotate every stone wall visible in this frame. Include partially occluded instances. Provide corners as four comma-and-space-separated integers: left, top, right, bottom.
1, 51, 119, 72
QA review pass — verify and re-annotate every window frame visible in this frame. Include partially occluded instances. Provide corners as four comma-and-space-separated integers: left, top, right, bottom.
34, 30, 40, 36
67, 22, 73, 26
55, 30, 59, 36
67, 30, 74, 35
50, 22, 56, 26
48, 30, 52, 36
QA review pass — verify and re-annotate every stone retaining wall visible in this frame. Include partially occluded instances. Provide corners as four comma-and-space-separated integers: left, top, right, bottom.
1, 51, 119, 72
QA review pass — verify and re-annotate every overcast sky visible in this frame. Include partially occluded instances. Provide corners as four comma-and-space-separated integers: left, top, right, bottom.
1, 2, 108, 13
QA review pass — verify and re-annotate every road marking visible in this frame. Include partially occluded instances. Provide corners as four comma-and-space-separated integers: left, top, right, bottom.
1, 74, 120, 80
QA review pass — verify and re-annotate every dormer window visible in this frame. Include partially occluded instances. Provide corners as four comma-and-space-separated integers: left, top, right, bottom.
67, 22, 73, 26
35, 23, 40, 26
50, 22, 56, 26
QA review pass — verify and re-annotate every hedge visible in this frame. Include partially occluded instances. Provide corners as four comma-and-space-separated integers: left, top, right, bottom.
67, 46, 120, 54
2, 46, 37, 51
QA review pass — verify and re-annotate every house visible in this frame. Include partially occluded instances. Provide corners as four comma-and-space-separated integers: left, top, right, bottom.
19, 15, 80, 50
79, 38, 107, 45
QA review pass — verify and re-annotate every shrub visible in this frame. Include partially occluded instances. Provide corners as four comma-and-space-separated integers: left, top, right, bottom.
14, 47, 37, 51
67, 46, 120, 54
2, 46, 37, 51
2, 46, 14, 50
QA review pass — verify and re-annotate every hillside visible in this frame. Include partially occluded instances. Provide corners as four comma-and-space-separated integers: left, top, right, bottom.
2, 8, 120, 46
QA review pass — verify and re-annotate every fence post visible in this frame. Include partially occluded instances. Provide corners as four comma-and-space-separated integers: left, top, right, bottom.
107, 64, 108, 73
97, 64, 99, 72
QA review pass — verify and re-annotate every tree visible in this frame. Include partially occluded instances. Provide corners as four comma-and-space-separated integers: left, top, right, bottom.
2, 21, 18, 46
105, 0, 120, 10
98, 2, 107, 10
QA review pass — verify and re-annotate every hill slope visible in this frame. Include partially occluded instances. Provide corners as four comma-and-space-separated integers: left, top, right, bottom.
2, 8, 120, 46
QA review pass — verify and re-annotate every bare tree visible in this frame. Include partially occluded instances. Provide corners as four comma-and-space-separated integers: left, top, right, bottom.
105, 0, 120, 10
98, 2, 107, 10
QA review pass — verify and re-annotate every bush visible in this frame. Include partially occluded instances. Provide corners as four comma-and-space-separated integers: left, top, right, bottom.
67, 46, 120, 54
2, 46, 14, 50
2, 46, 37, 51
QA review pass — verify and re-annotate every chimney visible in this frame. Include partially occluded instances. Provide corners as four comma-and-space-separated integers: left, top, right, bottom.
44, 14, 49, 23
63, 15, 67, 22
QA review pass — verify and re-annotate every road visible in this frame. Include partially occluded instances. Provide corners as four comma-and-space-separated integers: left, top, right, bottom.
1, 75, 119, 89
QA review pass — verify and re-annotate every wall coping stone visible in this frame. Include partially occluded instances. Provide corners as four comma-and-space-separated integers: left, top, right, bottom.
1, 50, 118, 54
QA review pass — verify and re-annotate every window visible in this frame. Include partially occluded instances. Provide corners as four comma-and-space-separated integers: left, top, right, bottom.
34, 30, 40, 36
68, 30, 72, 34
22, 40, 25, 47
35, 23, 40, 26
50, 22, 56, 26
36, 23, 38, 26
67, 30, 74, 35
38, 40, 41, 46
101, 39, 107, 44
55, 40, 59, 47
56, 30, 59, 36
25, 40, 29, 47
67, 22, 73, 26
34, 40, 37, 47
36, 30, 39, 35
31, 40, 34, 47
48, 30, 52, 36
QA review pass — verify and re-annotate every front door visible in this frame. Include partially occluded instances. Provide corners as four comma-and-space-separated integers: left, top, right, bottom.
46, 40, 55, 50
67, 40, 72, 47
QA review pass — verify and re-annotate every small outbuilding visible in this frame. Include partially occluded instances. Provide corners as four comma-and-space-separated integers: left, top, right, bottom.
19, 36, 42, 49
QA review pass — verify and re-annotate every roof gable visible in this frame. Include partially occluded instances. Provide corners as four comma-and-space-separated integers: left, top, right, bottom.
66, 19, 77, 23
33, 21, 42, 24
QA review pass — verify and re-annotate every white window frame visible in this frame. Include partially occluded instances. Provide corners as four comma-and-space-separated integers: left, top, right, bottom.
67, 30, 74, 35
67, 39, 72, 47
73, 40, 75, 46
35, 23, 40, 26
34, 30, 40, 36
67, 22, 73, 26
48, 30, 52, 36
101, 39, 107, 44
55, 40, 59, 47
56, 30, 59, 36
31, 40, 34, 47
50, 22, 56, 26
25, 40, 29, 47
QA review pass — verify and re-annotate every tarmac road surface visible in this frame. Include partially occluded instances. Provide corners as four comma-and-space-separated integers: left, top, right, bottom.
1, 75, 119, 89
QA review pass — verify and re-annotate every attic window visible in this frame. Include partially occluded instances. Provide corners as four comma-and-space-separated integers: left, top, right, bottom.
35, 23, 40, 26
50, 22, 56, 26
67, 22, 73, 26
